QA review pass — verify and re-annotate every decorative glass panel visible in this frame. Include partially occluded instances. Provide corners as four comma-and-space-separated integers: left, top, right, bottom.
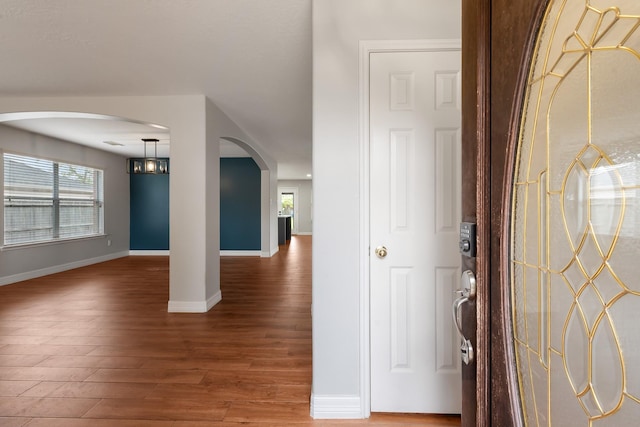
510, 1, 640, 425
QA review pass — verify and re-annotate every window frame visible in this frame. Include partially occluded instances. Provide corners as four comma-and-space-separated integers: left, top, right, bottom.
2, 151, 105, 248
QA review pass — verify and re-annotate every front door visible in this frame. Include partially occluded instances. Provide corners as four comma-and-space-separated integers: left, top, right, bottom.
461, 0, 550, 423
370, 49, 462, 414
462, 0, 640, 425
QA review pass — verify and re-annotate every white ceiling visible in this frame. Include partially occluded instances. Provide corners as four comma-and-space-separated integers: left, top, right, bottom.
0, 0, 312, 179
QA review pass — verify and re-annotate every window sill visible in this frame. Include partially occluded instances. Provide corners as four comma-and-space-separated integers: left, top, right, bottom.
1, 234, 108, 252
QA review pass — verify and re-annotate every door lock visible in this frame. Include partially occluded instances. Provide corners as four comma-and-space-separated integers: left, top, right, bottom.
375, 246, 388, 259
459, 222, 477, 257
453, 270, 476, 365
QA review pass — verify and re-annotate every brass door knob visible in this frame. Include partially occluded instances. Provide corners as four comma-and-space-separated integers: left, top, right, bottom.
375, 246, 388, 259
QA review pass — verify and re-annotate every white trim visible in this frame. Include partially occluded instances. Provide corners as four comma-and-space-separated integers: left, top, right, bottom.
220, 250, 261, 257
167, 300, 206, 313
207, 291, 222, 310
0, 234, 107, 252
310, 394, 364, 419
261, 245, 279, 258
278, 186, 299, 234
358, 39, 462, 417
360, 38, 461, 54
129, 250, 170, 256
260, 169, 273, 258
358, 39, 372, 420
296, 232, 313, 236
167, 290, 222, 313
0, 251, 129, 286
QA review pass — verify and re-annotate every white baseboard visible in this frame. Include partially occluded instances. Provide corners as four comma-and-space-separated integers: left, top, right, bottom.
167, 290, 222, 313
220, 250, 261, 257
262, 245, 279, 258
0, 251, 130, 287
207, 290, 222, 310
310, 394, 364, 419
167, 300, 207, 313
129, 250, 170, 256
296, 232, 313, 236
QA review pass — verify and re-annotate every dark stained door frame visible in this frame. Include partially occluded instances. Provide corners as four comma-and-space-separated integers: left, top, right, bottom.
460, 0, 489, 424
461, 0, 551, 425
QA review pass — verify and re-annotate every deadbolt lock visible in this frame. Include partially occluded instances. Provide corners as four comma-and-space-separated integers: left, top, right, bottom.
459, 222, 477, 258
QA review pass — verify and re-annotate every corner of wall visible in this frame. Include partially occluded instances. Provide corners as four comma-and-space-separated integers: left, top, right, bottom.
262, 245, 279, 258
207, 290, 222, 310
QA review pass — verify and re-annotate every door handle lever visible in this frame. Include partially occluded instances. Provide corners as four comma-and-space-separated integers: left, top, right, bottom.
452, 270, 476, 365
452, 294, 469, 337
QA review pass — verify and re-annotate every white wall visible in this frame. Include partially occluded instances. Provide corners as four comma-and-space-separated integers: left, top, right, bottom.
311, 0, 461, 418
0, 124, 129, 285
278, 180, 312, 235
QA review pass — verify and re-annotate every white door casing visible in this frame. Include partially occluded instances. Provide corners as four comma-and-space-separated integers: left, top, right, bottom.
278, 186, 298, 235
369, 49, 462, 413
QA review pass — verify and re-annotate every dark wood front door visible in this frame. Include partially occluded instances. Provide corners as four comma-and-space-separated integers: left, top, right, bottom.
461, 0, 548, 425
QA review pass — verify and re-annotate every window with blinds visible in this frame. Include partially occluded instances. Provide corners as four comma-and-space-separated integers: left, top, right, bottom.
3, 153, 104, 246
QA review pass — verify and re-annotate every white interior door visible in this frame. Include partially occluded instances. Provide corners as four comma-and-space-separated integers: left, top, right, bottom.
370, 50, 461, 413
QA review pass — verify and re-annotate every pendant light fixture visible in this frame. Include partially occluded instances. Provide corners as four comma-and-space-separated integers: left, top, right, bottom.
127, 138, 169, 174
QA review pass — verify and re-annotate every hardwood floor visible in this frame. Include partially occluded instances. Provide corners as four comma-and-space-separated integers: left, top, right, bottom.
0, 236, 461, 426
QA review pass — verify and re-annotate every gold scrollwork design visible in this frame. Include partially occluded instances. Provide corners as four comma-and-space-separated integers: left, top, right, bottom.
511, 1, 640, 425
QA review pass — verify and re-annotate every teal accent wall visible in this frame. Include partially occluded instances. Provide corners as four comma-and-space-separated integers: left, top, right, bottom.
129, 161, 170, 250
129, 157, 260, 251
220, 157, 261, 250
